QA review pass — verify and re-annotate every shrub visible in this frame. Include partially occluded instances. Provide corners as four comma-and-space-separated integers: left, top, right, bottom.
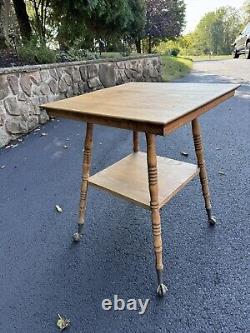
169, 48, 180, 57
17, 38, 56, 64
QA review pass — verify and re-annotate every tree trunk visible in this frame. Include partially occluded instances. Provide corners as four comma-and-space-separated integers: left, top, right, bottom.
12, 0, 32, 41
135, 38, 142, 53
0, 0, 10, 49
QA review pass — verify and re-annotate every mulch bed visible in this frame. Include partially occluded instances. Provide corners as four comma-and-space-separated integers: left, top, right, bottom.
0, 50, 24, 68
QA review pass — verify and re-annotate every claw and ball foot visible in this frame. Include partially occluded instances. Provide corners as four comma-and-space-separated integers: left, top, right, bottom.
157, 284, 168, 297
156, 270, 168, 297
206, 208, 217, 225
72, 232, 82, 242
72, 224, 84, 242
208, 216, 216, 225
74, 123, 93, 244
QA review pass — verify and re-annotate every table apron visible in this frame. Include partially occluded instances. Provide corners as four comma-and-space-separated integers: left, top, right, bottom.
46, 89, 234, 136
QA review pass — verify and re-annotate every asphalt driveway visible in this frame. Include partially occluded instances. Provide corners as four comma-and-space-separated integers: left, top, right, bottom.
0, 60, 249, 332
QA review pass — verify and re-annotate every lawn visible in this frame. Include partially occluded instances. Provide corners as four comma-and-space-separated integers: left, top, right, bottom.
190, 55, 232, 62
161, 55, 193, 81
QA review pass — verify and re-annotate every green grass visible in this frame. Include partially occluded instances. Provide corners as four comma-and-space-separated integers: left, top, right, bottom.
161, 56, 193, 81
190, 55, 232, 62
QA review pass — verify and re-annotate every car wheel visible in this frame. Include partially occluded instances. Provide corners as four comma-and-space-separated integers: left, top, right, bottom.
245, 43, 250, 59
233, 49, 239, 58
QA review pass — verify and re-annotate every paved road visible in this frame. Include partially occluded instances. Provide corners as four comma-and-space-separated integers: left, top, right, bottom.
0, 61, 249, 333
193, 58, 250, 84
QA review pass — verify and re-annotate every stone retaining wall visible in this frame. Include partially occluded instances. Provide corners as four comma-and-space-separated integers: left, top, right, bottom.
0, 55, 162, 147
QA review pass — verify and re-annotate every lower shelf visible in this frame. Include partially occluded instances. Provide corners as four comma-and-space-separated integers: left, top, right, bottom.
89, 152, 199, 210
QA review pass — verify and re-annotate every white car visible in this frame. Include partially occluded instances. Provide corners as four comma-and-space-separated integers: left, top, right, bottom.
233, 23, 250, 59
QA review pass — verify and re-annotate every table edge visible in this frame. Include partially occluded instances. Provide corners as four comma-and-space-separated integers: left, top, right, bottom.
41, 84, 240, 136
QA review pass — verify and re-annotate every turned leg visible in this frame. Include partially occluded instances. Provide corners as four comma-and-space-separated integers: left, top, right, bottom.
73, 123, 94, 242
145, 133, 168, 296
133, 131, 140, 152
192, 118, 216, 225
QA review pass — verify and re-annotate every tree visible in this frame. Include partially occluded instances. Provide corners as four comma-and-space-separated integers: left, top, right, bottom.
243, 0, 250, 23
0, 0, 9, 49
26, 0, 53, 42
51, 0, 136, 49
145, 0, 186, 53
191, 7, 242, 55
126, 0, 146, 53
12, 0, 32, 41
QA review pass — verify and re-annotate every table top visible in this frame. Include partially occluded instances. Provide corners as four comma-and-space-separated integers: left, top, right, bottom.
41, 82, 240, 136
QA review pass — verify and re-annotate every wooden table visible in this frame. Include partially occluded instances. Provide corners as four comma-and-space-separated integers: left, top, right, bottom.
41, 82, 239, 296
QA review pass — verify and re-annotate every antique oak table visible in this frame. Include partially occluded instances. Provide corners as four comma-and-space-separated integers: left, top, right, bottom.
42, 82, 239, 296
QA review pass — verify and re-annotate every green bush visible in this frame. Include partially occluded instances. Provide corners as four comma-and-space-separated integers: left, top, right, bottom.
63, 48, 88, 61
17, 38, 57, 64
169, 48, 180, 57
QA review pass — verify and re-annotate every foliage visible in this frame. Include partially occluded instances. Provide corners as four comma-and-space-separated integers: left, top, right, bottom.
190, 7, 243, 55
50, 0, 143, 49
145, 0, 186, 52
126, 0, 146, 52
17, 37, 56, 64
166, 7, 243, 56
156, 6, 243, 57
12, 0, 32, 40
243, 0, 250, 23
26, 0, 54, 42
156, 36, 192, 55
161, 55, 192, 81
9, 0, 186, 57
169, 48, 180, 57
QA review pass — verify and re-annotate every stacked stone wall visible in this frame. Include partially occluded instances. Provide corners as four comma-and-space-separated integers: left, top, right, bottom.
0, 55, 162, 147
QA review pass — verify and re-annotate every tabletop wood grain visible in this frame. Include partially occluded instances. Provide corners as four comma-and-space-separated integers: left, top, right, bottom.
41, 82, 240, 135
89, 152, 199, 209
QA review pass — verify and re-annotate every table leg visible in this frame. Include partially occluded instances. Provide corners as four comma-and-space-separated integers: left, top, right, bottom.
145, 133, 168, 297
73, 123, 94, 242
192, 118, 216, 225
133, 131, 140, 152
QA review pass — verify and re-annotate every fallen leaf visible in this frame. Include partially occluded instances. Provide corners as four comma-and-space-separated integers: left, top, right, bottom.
180, 151, 189, 157
0, 165, 6, 169
99, 142, 103, 145
63, 145, 68, 149
215, 147, 222, 151
41, 133, 48, 137
218, 171, 226, 176
57, 314, 70, 331
55, 205, 63, 213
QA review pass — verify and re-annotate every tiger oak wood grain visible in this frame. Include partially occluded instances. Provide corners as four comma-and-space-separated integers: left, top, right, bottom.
41, 82, 239, 135
88, 152, 199, 209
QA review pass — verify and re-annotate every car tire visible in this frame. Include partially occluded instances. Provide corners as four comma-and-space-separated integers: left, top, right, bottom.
245, 43, 250, 59
233, 49, 239, 58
